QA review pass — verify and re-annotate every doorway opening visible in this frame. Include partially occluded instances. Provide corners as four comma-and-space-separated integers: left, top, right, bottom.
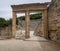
30, 12, 42, 37
15, 13, 25, 39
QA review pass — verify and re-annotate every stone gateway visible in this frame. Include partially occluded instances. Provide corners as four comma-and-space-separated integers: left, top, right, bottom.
11, 0, 60, 42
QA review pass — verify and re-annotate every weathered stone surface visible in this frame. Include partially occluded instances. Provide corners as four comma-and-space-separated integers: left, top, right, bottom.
35, 0, 60, 42
48, 0, 60, 42
0, 26, 12, 39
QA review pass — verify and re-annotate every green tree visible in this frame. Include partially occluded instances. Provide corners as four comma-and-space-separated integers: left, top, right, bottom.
6, 18, 12, 26
0, 18, 6, 27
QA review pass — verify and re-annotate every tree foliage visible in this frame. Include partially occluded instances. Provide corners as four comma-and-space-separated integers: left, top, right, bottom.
0, 18, 6, 27
0, 18, 12, 28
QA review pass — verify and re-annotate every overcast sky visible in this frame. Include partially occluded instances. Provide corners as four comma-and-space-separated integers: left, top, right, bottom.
0, 0, 51, 20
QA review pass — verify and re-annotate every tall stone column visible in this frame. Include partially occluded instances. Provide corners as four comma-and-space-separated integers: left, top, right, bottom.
42, 10, 48, 38
12, 12, 16, 38
25, 10, 30, 38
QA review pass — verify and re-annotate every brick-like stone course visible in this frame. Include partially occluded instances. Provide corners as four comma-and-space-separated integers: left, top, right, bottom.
48, 0, 60, 42
0, 26, 12, 39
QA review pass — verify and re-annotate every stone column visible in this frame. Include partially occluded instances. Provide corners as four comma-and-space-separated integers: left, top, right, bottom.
25, 10, 30, 38
42, 10, 48, 38
12, 12, 16, 38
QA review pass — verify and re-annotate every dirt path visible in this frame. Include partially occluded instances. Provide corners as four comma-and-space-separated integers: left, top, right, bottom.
0, 35, 60, 51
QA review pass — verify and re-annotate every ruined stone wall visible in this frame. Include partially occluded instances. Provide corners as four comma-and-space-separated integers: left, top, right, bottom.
48, 0, 60, 42
0, 26, 12, 39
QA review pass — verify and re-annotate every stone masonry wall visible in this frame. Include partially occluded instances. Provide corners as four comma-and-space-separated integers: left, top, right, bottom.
48, 0, 60, 42
0, 26, 12, 39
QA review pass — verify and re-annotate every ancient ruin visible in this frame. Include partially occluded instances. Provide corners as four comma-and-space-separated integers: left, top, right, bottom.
11, 3, 48, 38
0, 0, 60, 51
11, 0, 60, 42
0, 0, 60, 43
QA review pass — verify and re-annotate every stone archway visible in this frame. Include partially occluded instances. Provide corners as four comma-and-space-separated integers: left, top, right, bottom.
11, 3, 48, 38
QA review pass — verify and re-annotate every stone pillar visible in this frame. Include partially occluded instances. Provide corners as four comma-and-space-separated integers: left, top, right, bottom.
42, 10, 48, 38
25, 10, 30, 38
12, 12, 16, 38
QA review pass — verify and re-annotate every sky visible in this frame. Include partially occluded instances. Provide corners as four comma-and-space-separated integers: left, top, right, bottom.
0, 0, 51, 20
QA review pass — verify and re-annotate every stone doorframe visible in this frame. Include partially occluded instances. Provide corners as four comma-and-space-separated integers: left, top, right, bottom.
11, 3, 49, 38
